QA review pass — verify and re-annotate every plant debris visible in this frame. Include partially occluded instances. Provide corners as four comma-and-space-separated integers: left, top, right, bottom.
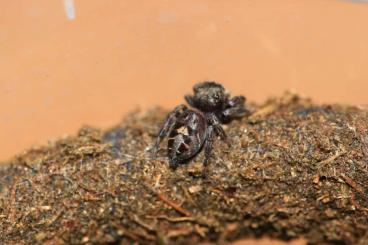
0, 94, 368, 244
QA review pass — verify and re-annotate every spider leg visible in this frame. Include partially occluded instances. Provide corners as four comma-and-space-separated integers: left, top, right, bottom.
228, 95, 245, 107
169, 156, 179, 169
222, 107, 247, 118
204, 125, 215, 166
222, 95, 250, 119
184, 95, 196, 107
207, 113, 226, 140
152, 104, 187, 156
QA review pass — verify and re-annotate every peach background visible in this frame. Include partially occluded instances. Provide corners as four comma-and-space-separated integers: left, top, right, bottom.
1, 1, 367, 244
1, 0, 368, 163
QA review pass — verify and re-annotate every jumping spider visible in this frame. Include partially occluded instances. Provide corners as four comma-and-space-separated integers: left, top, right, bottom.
152, 81, 249, 168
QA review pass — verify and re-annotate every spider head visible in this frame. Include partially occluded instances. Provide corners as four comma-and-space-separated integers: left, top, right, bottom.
192, 81, 227, 112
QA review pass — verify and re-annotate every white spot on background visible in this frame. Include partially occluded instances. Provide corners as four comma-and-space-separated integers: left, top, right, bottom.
63, 0, 76, 20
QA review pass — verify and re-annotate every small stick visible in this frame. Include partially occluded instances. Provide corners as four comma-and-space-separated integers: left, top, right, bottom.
249, 104, 277, 119
147, 215, 196, 223
143, 182, 192, 216
156, 192, 192, 217
8, 177, 20, 222
132, 215, 156, 232
340, 173, 366, 196
317, 150, 346, 168
350, 193, 368, 213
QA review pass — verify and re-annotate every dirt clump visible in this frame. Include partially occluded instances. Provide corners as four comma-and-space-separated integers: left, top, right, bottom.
0, 94, 368, 244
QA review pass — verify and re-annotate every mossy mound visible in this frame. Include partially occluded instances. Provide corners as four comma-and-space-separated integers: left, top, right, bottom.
1, 95, 368, 244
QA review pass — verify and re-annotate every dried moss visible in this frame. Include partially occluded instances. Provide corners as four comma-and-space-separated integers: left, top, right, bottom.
1, 94, 368, 244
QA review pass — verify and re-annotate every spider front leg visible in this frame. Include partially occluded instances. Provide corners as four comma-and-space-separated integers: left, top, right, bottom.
152, 104, 187, 156
203, 113, 227, 166
184, 95, 196, 107
228, 95, 245, 107
222, 96, 250, 120
204, 125, 215, 166
206, 113, 226, 140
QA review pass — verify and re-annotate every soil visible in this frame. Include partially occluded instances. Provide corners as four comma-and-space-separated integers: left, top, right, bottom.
1, 94, 367, 244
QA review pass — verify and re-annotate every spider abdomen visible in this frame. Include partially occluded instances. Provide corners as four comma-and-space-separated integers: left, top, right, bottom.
167, 110, 207, 167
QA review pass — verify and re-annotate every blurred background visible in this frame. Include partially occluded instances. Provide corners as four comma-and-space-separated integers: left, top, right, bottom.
1, 0, 367, 165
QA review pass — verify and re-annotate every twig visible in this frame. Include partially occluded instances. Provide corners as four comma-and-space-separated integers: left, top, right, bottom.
115, 224, 155, 241
156, 192, 192, 217
132, 214, 156, 232
36, 209, 64, 226
340, 173, 366, 196
8, 177, 20, 222
146, 215, 196, 223
317, 150, 346, 168
350, 193, 368, 213
143, 181, 192, 217
249, 104, 277, 119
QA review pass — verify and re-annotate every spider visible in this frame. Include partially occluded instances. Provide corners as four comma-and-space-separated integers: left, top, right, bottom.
152, 81, 249, 169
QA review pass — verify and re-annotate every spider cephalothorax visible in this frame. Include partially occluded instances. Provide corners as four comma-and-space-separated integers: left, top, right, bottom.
153, 81, 249, 169
189, 82, 227, 111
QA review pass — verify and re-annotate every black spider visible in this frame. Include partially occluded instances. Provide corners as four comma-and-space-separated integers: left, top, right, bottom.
152, 81, 249, 169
